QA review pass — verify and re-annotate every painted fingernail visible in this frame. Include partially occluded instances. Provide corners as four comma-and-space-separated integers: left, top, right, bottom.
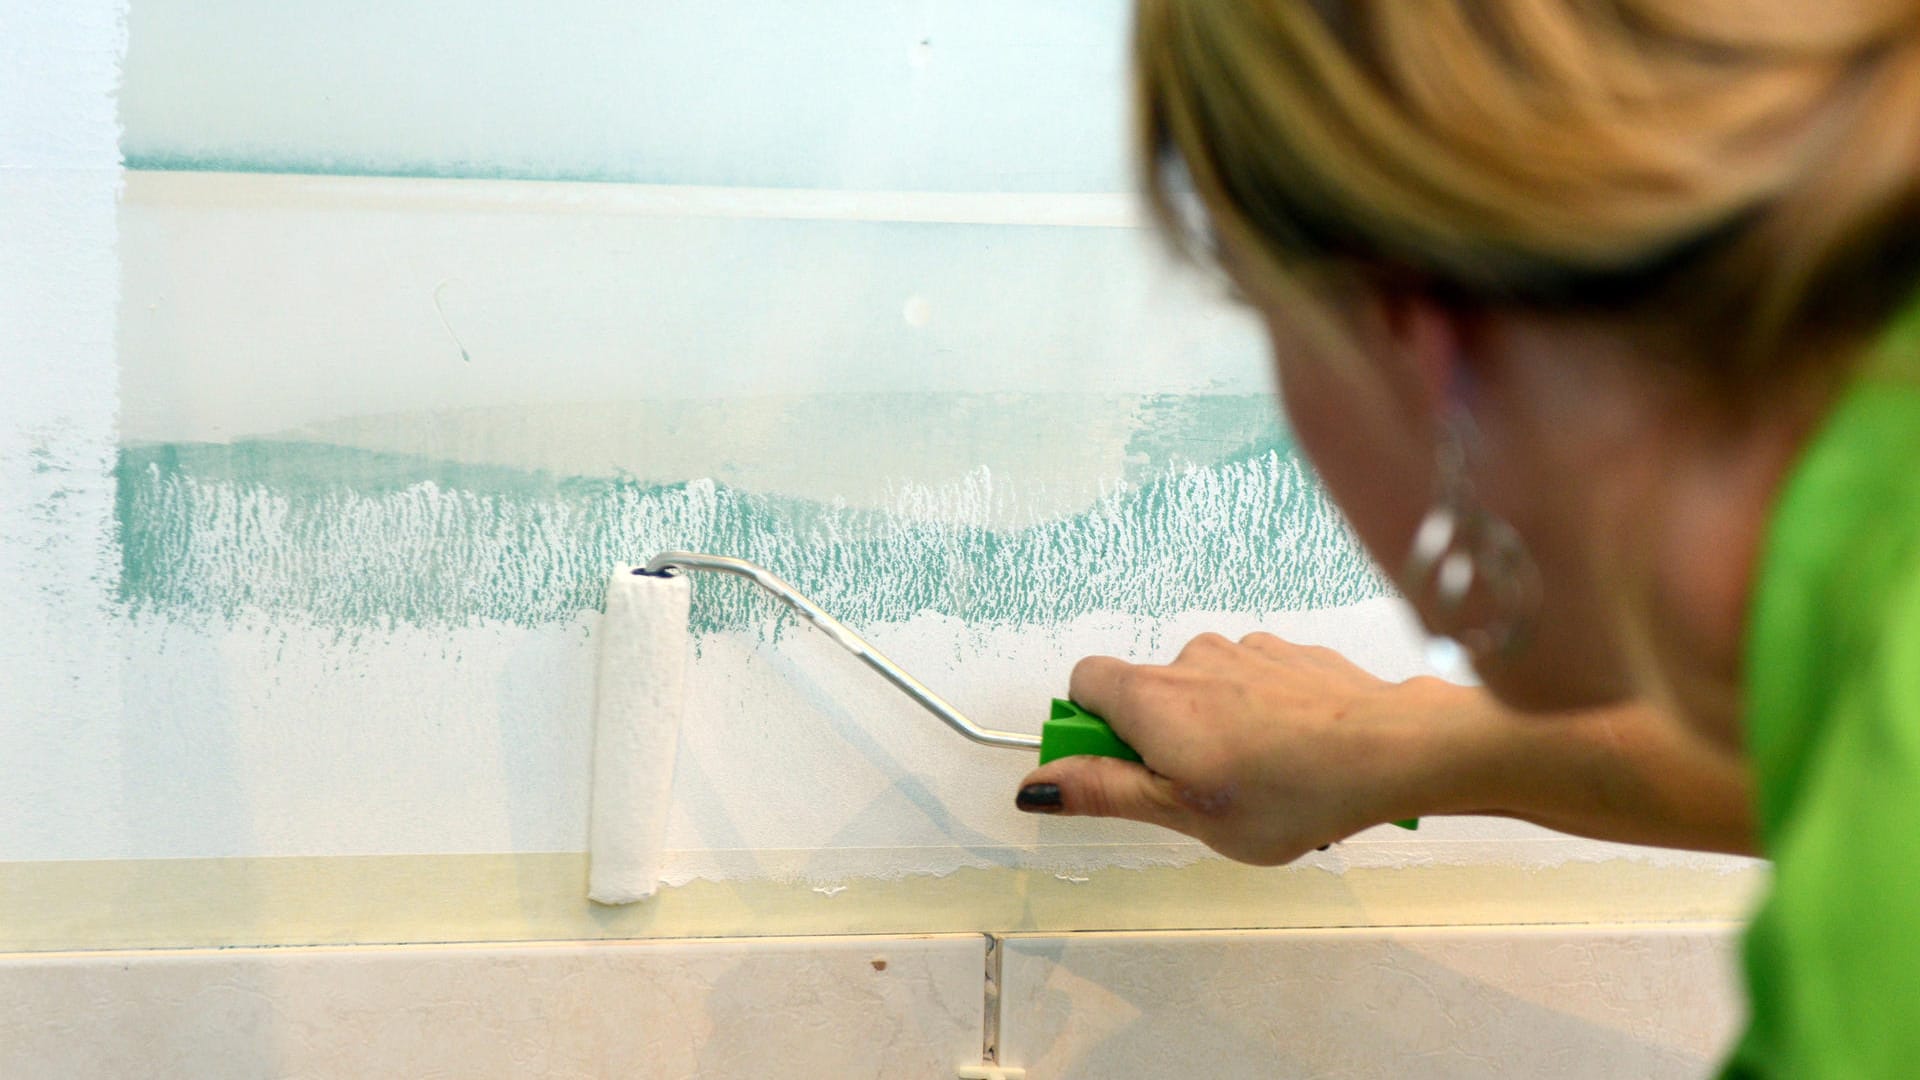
1016, 784, 1063, 813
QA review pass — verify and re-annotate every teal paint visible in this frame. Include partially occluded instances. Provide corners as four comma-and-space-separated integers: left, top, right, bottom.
115, 437, 1388, 633
120, 155, 679, 189
1118, 394, 1289, 472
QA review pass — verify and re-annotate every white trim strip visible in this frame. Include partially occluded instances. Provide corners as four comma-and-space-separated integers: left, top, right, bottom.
124, 169, 1149, 228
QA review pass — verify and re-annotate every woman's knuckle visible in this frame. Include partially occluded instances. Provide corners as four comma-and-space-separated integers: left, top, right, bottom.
1069, 654, 1106, 681
1175, 633, 1224, 662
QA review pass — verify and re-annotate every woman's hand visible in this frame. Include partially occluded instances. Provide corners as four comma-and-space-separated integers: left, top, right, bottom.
1014, 632, 1758, 863
1015, 631, 1449, 865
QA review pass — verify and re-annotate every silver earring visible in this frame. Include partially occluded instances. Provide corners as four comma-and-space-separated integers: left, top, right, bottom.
1399, 413, 1541, 664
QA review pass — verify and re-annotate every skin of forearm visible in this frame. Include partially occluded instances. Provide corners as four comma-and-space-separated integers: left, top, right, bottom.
1400, 677, 1760, 857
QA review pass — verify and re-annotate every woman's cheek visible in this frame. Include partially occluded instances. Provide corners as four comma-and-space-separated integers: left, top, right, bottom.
1272, 350, 1430, 577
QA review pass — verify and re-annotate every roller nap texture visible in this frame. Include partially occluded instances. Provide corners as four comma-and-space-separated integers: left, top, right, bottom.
587, 567, 692, 904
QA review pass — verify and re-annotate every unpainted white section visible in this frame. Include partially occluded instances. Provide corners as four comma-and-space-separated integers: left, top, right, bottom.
9, 599, 1757, 891
117, 171, 1267, 448
120, 0, 1133, 192
0, 1, 128, 857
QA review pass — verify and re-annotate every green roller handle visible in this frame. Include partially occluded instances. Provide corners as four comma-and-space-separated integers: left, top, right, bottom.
1039, 699, 1142, 765
1040, 699, 1419, 831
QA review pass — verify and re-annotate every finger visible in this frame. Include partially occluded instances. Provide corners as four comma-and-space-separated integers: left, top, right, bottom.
1067, 654, 1139, 724
1066, 655, 1180, 759
1016, 755, 1194, 833
1075, 653, 1205, 760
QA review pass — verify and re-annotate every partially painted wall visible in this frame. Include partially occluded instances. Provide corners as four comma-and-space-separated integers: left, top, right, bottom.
3, 0, 1757, 944
1, 0, 128, 859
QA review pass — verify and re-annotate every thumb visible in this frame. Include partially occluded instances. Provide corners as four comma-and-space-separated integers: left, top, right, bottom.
1016, 756, 1194, 832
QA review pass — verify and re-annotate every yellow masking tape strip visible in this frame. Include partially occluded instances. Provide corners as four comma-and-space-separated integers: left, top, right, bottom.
0, 853, 1765, 953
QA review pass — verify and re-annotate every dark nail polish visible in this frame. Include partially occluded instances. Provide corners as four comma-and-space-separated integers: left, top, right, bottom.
1016, 783, 1063, 813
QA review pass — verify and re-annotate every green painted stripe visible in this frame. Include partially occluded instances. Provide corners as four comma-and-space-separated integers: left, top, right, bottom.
116, 440, 1388, 632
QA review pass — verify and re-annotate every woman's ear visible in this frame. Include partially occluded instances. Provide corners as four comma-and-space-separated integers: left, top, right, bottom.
1372, 287, 1473, 421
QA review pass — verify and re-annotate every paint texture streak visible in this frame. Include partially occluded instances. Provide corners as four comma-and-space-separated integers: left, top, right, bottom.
117, 442, 1388, 632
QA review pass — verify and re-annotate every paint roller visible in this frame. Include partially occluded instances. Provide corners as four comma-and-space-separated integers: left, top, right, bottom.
587, 564, 693, 905
585, 551, 1132, 904
587, 551, 1413, 905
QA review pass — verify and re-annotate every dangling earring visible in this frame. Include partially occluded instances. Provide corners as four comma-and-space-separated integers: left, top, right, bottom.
1399, 410, 1541, 665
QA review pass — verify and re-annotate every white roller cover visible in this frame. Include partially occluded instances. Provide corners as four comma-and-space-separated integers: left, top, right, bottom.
588, 567, 692, 904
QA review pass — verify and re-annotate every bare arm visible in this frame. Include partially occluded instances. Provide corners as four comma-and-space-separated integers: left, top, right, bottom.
1015, 632, 1756, 863
1403, 676, 1755, 856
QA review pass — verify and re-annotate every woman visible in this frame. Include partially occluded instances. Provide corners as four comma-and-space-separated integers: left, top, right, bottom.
1016, 2, 1920, 1075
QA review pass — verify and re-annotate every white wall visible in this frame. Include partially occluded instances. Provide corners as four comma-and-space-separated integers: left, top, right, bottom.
118, 0, 1132, 191
0, 4, 1755, 1073
4, 0, 1757, 942
0, 2, 128, 855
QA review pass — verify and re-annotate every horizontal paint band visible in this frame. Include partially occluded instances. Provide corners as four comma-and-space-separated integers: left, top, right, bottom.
0, 852, 1766, 953
116, 441, 1381, 631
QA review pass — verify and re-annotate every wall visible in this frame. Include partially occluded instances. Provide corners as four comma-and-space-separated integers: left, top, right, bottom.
1, 1, 127, 855
2, 0, 1762, 952
0, 3, 1760, 1075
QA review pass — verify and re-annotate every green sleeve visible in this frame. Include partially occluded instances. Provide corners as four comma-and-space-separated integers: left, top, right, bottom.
1723, 562, 1920, 1077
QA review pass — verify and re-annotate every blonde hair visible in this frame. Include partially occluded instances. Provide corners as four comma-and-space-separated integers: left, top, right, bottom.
1137, 0, 1920, 392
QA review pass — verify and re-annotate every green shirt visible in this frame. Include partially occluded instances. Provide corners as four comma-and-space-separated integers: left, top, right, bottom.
1723, 328, 1920, 1076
